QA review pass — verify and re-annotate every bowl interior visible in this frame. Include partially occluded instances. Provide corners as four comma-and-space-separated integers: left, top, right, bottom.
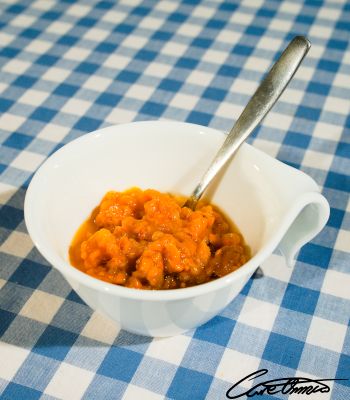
25, 121, 280, 275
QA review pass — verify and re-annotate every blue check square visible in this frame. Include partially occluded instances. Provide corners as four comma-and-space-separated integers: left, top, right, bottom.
33, 326, 78, 361
159, 78, 182, 92
0, 309, 16, 336
296, 105, 321, 121
12, 265, 43, 295
298, 243, 332, 269
283, 132, 311, 148
74, 116, 101, 132
13, 76, 37, 88
262, 332, 304, 369
3, 133, 32, 150
6, 4, 26, 13
96, 93, 121, 107
327, 207, 345, 229
57, 35, 79, 46
36, 54, 58, 66
193, 316, 235, 347
54, 83, 79, 97
167, 367, 213, 400
97, 347, 143, 382
186, 110, 212, 126
135, 49, 157, 61
324, 171, 350, 192
336, 354, 350, 387
1, 383, 41, 400
202, 87, 227, 101
140, 101, 166, 117
0, 98, 14, 112
281, 283, 319, 315
30, 107, 57, 123
75, 62, 99, 75
0, 204, 24, 229
95, 42, 118, 53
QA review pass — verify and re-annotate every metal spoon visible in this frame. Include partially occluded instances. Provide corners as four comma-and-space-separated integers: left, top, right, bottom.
184, 36, 311, 210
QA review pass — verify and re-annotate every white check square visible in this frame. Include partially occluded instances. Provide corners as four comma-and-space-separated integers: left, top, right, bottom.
309, 25, 332, 39
11, 14, 36, 27
20, 290, 64, 324
215, 348, 260, 387
84, 28, 110, 42
81, 311, 120, 345
102, 10, 126, 24
230, 12, 254, 25
19, 89, 49, 106
253, 138, 281, 159
37, 124, 70, 142
263, 111, 293, 131
44, 362, 94, 400
155, 1, 178, 13
83, 76, 112, 92
122, 35, 148, 50
25, 39, 52, 54
42, 67, 71, 83
1, 231, 34, 258
0, 32, 15, 46
0, 114, 26, 132
64, 47, 91, 62
231, 78, 258, 96
216, 102, 242, 119
244, 57, 272, 73
306, 316, 347, 353
104, 54, 130, 70
186, 70, 213, 86
122, 384, 163, 400
46, 21, 72, 35
162, 42, 188, 57
0, 342, 30, 381
61, 98, 91, 115
216, 30, 241, 45
302, 150, 333, 171
170, 93, 198, 110
144, 62, 172, 78
105, 108, 136, 125
11, 151, 46, 172
202, 49, 227, 65
146, 335, 191, 365
139, 17, 165, 31
192, 5, 216, 19
67, 4, 91, 17
279, 2, 302, 14
324, 96, 350, 115
335, 230, 350, 253
126, 84, 154, 101
177, 23, 202, 38
238, 297, 279, 331
3, 59, 31, 75
313, 122, 342, 142
0, 183, 17, 205
321, 269, 350, 300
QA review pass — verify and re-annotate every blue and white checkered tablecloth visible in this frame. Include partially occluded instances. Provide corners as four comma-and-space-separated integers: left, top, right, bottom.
0, 0, 349, 399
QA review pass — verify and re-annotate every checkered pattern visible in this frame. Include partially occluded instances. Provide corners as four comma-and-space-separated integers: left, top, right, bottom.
0, 0, 349, 399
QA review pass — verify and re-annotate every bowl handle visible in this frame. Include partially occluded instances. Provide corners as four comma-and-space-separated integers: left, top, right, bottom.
277, 192, 330, 267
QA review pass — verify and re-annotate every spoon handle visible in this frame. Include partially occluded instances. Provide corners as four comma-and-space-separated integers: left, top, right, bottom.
186, 36, 311, 209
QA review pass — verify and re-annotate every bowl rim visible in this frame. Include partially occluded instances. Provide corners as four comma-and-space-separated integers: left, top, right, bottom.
24, 120, 287, 301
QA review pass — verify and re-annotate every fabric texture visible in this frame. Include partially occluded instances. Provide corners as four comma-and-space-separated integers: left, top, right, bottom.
0, 0, 349, 399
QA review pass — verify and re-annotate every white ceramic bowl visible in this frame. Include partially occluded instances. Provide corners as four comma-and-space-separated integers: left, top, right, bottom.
24, 121, 329, 336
